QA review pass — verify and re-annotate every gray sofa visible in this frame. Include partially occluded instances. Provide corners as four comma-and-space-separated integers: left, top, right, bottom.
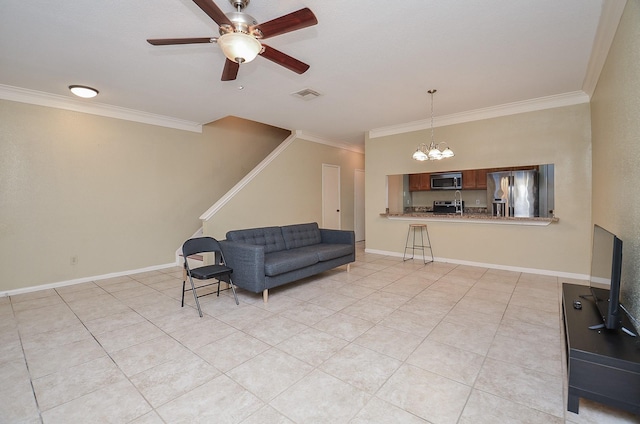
220, 222, 355, 302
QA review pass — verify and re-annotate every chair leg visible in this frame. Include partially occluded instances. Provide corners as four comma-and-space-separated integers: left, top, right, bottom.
403, 226, 413, 261
419, 226, 426, 264
188, 276, 203, 318
229, 278, 239, 305
181, 266, 187, 308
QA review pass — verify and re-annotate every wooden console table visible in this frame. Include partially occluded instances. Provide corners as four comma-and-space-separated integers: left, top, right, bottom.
562, 283, 640, 415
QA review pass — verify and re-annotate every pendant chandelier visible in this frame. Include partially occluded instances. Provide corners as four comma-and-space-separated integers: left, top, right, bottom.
412, 89, 454, 161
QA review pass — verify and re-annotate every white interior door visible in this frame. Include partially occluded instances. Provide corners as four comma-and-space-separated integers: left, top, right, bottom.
322, 164, 341, 229
354, 169, 365, 241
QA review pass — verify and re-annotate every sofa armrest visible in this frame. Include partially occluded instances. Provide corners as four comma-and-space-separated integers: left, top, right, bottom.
219, 240, 266, 293
320, 229, 355, 246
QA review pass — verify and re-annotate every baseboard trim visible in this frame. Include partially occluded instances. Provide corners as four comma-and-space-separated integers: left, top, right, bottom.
364, 248, 588, 281
0, 262, 178, 298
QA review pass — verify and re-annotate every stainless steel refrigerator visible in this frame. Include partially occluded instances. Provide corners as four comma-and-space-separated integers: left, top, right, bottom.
487, 170, 538, 217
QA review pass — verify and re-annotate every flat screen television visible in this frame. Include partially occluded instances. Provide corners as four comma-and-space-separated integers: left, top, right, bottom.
589, 224, 623, 330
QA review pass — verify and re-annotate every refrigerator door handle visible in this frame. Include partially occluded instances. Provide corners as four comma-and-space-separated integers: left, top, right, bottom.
508, 176, 513, 217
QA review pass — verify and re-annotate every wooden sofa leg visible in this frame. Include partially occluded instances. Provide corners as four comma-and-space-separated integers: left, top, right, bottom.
347, 263, 351, 272
263, 289, 268, 303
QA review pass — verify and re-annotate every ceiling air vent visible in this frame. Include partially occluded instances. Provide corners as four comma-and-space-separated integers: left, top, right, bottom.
291, 88, 321, 100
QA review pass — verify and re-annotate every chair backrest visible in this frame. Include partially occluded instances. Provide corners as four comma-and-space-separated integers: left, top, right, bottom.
182, 237, 222, 258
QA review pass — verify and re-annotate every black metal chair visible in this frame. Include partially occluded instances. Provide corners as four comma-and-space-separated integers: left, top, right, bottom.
182, 237, 239, 317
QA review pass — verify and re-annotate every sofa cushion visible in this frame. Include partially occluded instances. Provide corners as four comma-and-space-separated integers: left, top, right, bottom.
281, 223, 322, 250
264, 249, 319, 277
293, 244, 353, 262
313, 244, 354, 261
226, 226, 286, 254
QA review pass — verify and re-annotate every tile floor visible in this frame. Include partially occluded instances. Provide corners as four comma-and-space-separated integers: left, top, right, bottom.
1, 243, 639, 423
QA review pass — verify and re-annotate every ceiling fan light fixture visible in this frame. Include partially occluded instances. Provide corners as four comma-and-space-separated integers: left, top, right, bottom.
217, 32, 262, 64
69, 85, 98, 98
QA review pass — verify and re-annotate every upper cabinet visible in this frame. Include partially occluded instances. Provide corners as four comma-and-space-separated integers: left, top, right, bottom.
475, 169, 488, 189
410, 166, 540, 191
409, 173, 431, 191
462, 170, 477, 189
409, 174, 420, 191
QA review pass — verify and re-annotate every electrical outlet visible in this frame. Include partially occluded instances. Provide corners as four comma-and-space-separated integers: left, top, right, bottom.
70, 256, 78, 266
476, 199, 480, 205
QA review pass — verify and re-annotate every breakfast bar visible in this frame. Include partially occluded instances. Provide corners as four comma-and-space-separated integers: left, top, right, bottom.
381, 212, 559, 226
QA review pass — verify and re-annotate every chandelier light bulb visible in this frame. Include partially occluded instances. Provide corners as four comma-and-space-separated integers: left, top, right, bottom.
217, 32, 262, 64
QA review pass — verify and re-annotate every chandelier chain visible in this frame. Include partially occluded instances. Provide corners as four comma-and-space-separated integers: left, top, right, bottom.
411, 88, 453, 161
429, 90, 435, 146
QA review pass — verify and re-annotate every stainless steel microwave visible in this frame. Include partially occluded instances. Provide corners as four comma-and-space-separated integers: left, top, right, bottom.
430, 172, 462, 190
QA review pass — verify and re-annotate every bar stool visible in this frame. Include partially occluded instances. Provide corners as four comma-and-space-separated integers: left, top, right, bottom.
403, 223, 434, 264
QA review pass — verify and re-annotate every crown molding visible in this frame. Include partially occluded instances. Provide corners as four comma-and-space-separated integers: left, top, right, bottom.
582, 0, 627, 97
0, 84, 202, 133
368, 91, 590, 139
295, 130, 364, 154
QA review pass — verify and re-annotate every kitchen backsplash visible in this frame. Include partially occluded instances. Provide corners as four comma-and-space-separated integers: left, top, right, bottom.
404, 206, 489, 214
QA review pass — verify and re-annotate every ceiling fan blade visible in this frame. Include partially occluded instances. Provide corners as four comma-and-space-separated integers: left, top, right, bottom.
192, 0, 233, 27
221, 59, 240, 81
147, 37, 213, 45
251, 8, 317, 39
260, 44, 310, 74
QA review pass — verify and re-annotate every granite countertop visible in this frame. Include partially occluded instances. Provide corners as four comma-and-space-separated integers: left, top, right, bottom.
380, 211, 559, 226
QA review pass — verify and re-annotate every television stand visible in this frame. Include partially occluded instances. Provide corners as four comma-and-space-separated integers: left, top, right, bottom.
562, 283, 640, 415
588, 322, 637, 337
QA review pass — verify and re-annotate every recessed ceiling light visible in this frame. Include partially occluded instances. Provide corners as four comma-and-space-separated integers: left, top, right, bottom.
69, 85, 99, 98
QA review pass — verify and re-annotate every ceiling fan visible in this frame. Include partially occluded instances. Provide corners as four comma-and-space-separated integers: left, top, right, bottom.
147, 0, 317, 81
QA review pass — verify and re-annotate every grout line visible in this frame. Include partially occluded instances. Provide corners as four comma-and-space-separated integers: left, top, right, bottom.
5, 249, 575, 423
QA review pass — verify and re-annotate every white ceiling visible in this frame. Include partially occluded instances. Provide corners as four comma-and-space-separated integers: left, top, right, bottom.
0, 0, 613, 147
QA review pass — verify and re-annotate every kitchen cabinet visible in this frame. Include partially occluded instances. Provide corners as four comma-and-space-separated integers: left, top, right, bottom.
512, 165, 537, 171
412, 166, 538, 191
409, 173, 431, 191
462, 170, 477, 189
409, 174, 421, 191
462, 169, 491, 190
420, 173, 431, 190
473, 167, 535, 189
475, 168, 488, 189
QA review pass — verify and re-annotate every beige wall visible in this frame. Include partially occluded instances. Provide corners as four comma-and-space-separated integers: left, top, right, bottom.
365, 103, 592, 276
591, 0, 640, 321
202, 136, 365, 239
387, 175, 404, 214
0, 100, 288, 292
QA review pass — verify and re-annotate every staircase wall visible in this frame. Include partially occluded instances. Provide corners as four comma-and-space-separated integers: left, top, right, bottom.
201, 133, 365, 239
0, 99, 289, 292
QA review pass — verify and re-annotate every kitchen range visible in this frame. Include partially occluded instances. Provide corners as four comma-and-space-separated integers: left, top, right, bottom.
433, 200, 464, 215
